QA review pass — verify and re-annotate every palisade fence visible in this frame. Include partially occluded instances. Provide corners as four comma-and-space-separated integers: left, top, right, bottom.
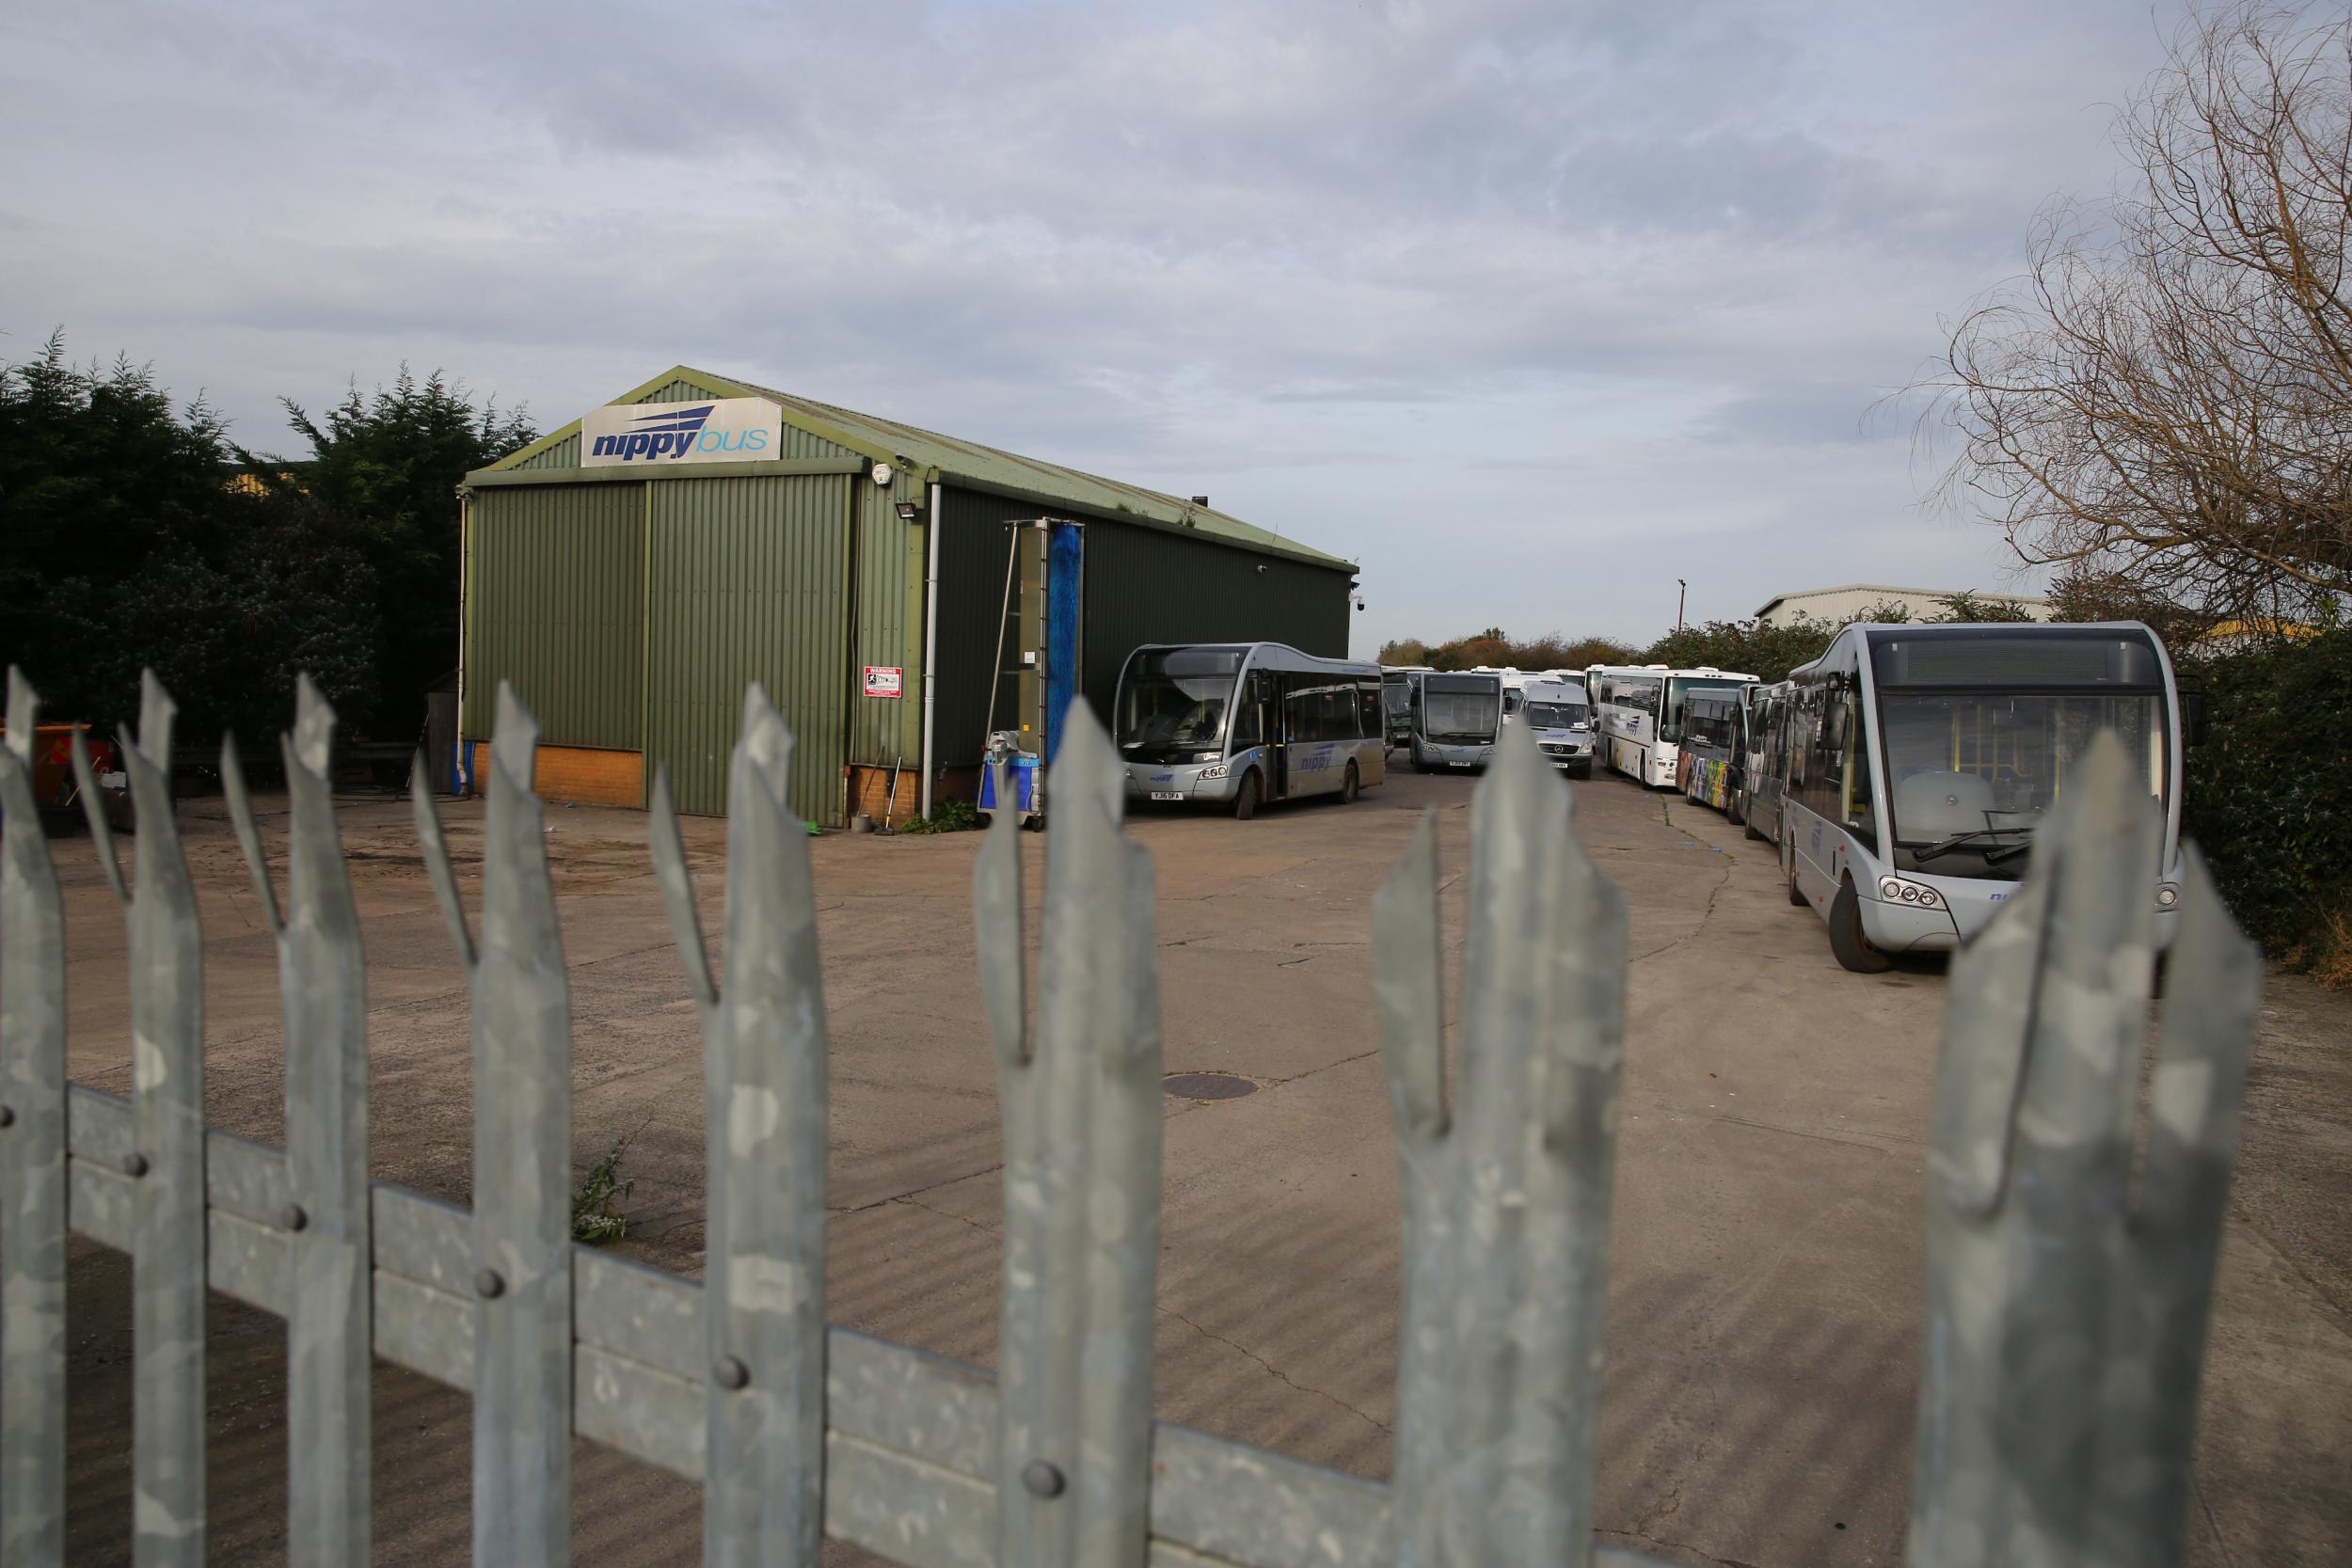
0, 665, 2261, 1568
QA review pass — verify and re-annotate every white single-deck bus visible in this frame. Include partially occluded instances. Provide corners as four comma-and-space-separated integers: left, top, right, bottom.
1587, 664, 1759, 788
1115, 642, 1386, 820
1772, 622, 2185, 972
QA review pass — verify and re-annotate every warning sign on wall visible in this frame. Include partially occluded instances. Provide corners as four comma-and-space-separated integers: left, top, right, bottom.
863, 666, 904, 699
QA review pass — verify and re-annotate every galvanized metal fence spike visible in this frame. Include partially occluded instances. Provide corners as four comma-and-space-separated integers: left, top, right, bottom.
2086, 842, 2261, 1567
410, 749, 477, 973
470, 682, 572, 1566
1372, 810, 1446, 1144
1376, 721, 1626, 1568
702, 685, 827, 1567
648, 768, 717, 1009
217, 736, 284, 936
123, 671, 208, 1566
1909, 729, 2246, 1568
68, 727, 126, 907
272, 677, 372, 1567
973, 766, 1028, 1074
1, 668, 69, 1568
991, 705, 1162, 1568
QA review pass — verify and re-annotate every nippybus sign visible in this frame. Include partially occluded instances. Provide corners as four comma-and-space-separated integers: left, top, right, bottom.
580, 397, 786, 467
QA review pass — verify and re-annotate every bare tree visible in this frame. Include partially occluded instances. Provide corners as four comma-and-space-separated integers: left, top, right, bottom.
1921, 3, 2352, 626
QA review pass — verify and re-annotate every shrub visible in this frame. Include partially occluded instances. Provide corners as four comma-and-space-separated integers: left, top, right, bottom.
901, 798, 983, 834
2181, 627, 2352, 980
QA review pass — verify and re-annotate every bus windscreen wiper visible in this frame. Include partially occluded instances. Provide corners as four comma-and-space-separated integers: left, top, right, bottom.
1909, 825, 2035, 864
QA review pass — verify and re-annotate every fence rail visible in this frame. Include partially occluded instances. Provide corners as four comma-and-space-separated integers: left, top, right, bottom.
0, 666, 2260, 1568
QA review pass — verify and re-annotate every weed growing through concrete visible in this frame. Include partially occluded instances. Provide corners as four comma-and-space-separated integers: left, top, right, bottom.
571, 1143, 634, 1244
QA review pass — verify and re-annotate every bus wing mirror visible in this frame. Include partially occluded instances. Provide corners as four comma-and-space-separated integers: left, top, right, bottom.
2181, 689, 2209, 749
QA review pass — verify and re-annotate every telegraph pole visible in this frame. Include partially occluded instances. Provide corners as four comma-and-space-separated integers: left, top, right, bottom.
1677, 578, 1688, 636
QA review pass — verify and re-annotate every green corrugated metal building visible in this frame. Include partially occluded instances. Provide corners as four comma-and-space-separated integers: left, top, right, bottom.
458, 366, 1359, 824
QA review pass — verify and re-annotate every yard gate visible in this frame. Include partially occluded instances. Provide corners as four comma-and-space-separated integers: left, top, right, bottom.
0, 665, 2260, 1568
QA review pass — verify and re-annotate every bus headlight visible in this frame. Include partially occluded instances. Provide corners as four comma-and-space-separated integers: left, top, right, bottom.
2156, 883, 2179, 908
1879, 876, 1942, 910
1199, 763, 1230, 781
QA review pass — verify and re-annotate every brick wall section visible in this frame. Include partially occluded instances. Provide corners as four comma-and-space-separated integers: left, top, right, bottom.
532, 746, 644, 809
843, 765, 918, 829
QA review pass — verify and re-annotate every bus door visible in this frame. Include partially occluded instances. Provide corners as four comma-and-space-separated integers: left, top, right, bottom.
1261, 673, 1290, 800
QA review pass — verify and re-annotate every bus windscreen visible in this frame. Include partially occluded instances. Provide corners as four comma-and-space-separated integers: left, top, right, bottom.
1422, 680, 1499, 740
1120, 648, 1242, 760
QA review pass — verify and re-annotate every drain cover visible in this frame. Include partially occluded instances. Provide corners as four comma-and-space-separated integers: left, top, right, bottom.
1161, 1071, 1258, 1101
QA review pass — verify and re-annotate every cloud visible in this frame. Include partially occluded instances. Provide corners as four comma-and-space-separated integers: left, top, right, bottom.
0, 0, 2185, 643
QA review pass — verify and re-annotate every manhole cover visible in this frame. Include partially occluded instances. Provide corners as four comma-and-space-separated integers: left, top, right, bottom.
1162, 1071, 1258, 1101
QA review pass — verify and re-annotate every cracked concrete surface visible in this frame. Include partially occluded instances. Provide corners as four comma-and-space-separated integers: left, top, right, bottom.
37, 763, 2352, 1567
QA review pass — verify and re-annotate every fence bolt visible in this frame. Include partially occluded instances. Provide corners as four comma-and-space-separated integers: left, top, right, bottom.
0, 1102, 13, 1128
119, 1150, 149, 1178
278, 1203, 308, 1233
1020, 1459, 1067, 1499
710, 1354, 750, 1391
472, 1268, 505, 1300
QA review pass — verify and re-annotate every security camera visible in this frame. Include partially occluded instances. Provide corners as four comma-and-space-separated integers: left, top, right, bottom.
1256, 563, 1267, 575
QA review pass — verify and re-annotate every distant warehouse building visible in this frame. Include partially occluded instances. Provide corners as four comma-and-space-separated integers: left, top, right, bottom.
1753, 582, 2051, 627
458, 366, 1358, 825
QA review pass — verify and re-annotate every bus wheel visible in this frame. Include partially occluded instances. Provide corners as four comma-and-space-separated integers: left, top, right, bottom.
1744, 810, 1766, 843
1788, 866, 1808, 907
1339, 762, 1359, 804
1233, 772, 1261, 821
1725, 792, 1745, 827
1829, 880, 1894, 974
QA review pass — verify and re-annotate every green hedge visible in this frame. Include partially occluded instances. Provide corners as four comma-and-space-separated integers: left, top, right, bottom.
2181, 628, 2352, 964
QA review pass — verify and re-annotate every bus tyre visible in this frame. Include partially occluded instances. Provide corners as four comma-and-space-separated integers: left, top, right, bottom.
1829, 880, 1894, 974
1339, 762, 1359, 804
1744, 810, 1765, 843
1788, 867, 1808, 907
1233, 772, 1261, 821
1725, 792, 1744, 827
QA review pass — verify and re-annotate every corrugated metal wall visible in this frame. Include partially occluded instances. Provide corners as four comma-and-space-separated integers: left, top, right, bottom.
850, 469, 928, 766
933, 487, 1034, 766
462, 483, 645, 747
928, 486, 1357, 766
644, 475, 851, 822
1080, 521, 1354, 721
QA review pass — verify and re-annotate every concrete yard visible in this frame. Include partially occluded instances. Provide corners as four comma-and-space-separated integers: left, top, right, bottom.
41, 759, 2352, 1566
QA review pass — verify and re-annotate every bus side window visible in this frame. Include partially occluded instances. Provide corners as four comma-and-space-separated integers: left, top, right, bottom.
1358, 684, 1379, 739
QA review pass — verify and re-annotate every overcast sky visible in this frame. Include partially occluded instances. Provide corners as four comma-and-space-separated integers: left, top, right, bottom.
3, 0, 2195, 653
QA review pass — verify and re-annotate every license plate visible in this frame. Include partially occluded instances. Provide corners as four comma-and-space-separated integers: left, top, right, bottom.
1150, 791, 1184, 801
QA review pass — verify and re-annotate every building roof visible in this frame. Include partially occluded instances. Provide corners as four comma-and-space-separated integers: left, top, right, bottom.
1753, 582, 2052, 619
479, 365, 1355, 574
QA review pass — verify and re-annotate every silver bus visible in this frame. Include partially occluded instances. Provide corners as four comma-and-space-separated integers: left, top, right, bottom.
1380, 667, 1425, 749
1588, 664, 1759, 788
1114, 642, 1387, 820
1407, 671, 1502, 771
1730, 679, 1793, 839
1774, 622, 2185, 972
